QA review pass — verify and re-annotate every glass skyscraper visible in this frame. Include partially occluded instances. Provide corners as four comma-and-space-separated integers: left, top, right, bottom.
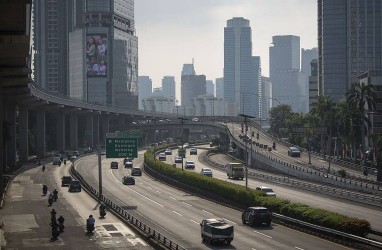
318, 0, 382, 102
224, 17, 256, 117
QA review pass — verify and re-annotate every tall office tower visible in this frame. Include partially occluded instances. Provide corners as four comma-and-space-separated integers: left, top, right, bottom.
269, 35, 306, 113
309, 59, 319, 111
318, 0, 382, 102
162, 76, 176, 100
181, 75, 206, 106
152, 87, 163, 96
301, 48, 318, 112
138, 76, 152, 110
224, 17, 255, 117
252, 56, 261, 118
206, 80, 214, 96
261, 76, 272, 120
181, 63, 196, 76
33, 0, 69, 94
68, 0, 138, 109
216, 77, 224, 98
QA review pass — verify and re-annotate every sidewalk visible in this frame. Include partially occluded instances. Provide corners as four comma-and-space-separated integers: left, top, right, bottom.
0, 159, 151, 249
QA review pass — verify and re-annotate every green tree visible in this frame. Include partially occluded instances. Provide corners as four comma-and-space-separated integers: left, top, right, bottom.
269, 104, 293, 137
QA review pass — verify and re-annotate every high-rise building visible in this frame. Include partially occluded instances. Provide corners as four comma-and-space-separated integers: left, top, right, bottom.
67, 0, 138, 109
318, 0, 382, 102
252, 56, 261, 118
216, 77, 224, 98
224, 17, 255, 117
152, 87, 163, 96
261, 76, 272, 120
138, 76, 152, 110
309, 59, 319, 111
162, 76, 176, 100
33, 0, 69, 94
181, 75, 206, 106
301, 48, 318, 112
206, 80, 214, 96
181, 64, 196, 76
269, 35, 306, 113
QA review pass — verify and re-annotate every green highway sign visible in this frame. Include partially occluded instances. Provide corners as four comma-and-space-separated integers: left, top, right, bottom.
106, 137, 138, 158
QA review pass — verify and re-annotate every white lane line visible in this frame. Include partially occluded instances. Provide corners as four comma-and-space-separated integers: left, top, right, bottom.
253, 230, 272, 239
223, 218, 236, 225
147, 186, 152, 190
156, 190, 161, 193
169, 196, 176, 200
295, 247, 304, 250
202, 210, 214, 215
251, 248, 257, 250
172, 211, 183, 216
190, 219, 199, 224
182, 202, 192, 207
109, 168, 164, 207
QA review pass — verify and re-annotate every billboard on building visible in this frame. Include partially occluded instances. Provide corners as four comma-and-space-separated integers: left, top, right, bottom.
86, 34, 108, 77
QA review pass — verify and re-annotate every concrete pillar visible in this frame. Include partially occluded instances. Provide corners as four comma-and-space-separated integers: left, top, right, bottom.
85, 115, 93, 148
93, 115, 99, 147
56, 112, 65, 153
19, 105, 29, 162
183, 128, 190, 142
69, 114, 78, 150
36, 110, 46, 158
0, 89, 3, 177
6, 102, 16, 167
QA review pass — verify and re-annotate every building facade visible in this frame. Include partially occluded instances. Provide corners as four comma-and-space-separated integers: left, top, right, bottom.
33, 0, 69, 94
309, 59, 319, 111
68, 0, 138, 109
191, 95, 224, 116
216, 77, 224, 98
318, 0, 382, 102
142, 96, 175, 114
224, 17, 255, 117
206, 80, 214, 96
162, 76, 176, 100
269, 35, 306, 113
181, 74, 206, 107
260, 76, 272, 120
138, 75, 152, 110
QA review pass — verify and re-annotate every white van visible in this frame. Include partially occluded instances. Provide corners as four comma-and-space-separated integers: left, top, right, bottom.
225, 163, 245, 179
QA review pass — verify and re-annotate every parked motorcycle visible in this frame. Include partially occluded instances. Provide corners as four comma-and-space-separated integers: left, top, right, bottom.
99, 207, 106, 218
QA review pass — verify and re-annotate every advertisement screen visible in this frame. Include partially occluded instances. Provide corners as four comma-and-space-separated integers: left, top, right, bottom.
86, 34, 108, 77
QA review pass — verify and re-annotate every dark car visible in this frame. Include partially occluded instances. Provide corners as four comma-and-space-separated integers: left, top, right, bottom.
122, 176, 135, 185
242, 207, 272, 226
288, 147, 301, 157
164, 148, 172, 155
131, 167, 142, 176
69, 180, 82, 192
190, 148, 197, 155
110, 161, 119, 169
158, 153, 166, 161
174, 156, 183, 163
61, 176, 72, 186
84, 147, 93, 153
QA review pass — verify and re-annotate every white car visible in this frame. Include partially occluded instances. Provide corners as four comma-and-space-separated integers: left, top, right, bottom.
256, 186, 276, 197
185, 160, 195, 170
200, 167, 213, 177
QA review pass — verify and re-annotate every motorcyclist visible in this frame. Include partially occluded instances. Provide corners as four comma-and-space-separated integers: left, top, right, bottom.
50, 209, 57, 223
57, 215, 65, 232
52, 189, 58, 202
50, 221, 60, 240
63, 159, 66, 165
99, 203, 106, 218
272, 141, 276, 149
42, 185, 48, 195
86, 215, 95, 233
42, 165, 46, 172
48, 194, 54, 206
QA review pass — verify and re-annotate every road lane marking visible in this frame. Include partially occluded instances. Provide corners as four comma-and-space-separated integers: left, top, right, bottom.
182, 202, 192, 207
253, 230, 272, 238
223, 218, 236, 225
147, 186, 152, 189
156, 190, 161, 193
295, 247, 304, 250
202, 210, 214, 215
169, 196, 176, 200
190, 219, 199, 224
172, 211, 183, 216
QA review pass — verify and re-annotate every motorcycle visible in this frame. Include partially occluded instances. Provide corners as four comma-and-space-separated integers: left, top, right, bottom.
272, 142, 276, 150
58, 222, 65, 233
86, 222, 95, 234
43, 185, 48, 195
52, 190, 58, 202
48, 196, 53, 206
99, 207, 106, 218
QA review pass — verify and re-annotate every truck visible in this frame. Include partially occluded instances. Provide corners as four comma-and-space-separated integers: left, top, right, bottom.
225, 162, 245, 179
200, 218, 234, 245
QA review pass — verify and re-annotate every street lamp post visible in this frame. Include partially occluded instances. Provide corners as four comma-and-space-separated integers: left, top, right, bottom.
178, 117, 188, 171
239, 113, 256, 190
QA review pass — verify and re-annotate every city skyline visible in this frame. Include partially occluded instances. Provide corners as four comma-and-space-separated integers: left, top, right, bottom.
135, 0, 317, 94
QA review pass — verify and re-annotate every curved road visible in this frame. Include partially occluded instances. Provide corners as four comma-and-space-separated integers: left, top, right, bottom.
75, 150, 349, 250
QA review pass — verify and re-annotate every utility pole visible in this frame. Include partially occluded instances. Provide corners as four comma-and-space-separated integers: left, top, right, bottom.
239, 114, 255, 190
178, 117, 188, 171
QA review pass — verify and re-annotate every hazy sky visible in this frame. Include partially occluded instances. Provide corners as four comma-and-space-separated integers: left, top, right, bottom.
135, 0, 317, 99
